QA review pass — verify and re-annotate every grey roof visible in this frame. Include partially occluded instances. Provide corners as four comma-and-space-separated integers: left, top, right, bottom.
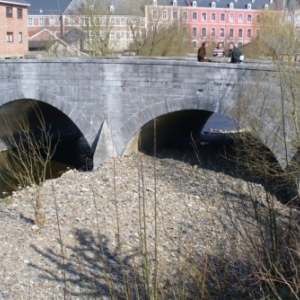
157, 0, 294, 10
63, 28, 85, 43
65, 0, 145, 15
0, 0, 30, 6
27, 0, 72, 15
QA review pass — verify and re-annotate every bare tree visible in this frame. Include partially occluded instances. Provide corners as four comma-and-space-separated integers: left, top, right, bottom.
0, 103, 57, 227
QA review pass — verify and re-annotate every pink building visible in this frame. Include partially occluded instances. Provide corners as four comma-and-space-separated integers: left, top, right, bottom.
146, 0, 277, 49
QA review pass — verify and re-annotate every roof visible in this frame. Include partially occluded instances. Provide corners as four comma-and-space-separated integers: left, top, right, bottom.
0, 0, 30, 6
26, 0, 72, 15
63, 28, 85, 43
65, 0, 146, 15
156, 0, 295, 10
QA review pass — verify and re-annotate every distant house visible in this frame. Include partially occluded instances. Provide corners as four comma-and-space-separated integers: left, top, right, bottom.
0, 0, 30, 59
26, 0, 146, 54
28, 28, 88, 57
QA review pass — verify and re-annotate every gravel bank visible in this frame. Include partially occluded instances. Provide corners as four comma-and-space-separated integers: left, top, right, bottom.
0, 148, 295, 299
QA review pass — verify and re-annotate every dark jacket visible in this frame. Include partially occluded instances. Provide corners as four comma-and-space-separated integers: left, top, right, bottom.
231, 47, 243, 63
197, 46, 210, 62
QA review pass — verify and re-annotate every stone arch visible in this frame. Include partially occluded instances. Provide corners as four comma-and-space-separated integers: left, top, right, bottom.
0, 89, 98, 147
115, 95, 232, 156
115, 95, 288, 171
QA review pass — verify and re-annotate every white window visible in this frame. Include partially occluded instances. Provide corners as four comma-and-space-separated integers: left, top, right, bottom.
173, 0, 177, 6
192, 27, 197, 37
229, 2, 234, 8
238, 14, 243, 22
28, 17, 33, 26
221, 13, 225, 21
110, 31, 115, 39
173, 11, 178, 19
211, 28, 216, 37
212, 2, 216, 8
6, 32, 13, 42
202, 12, 207, 21
100, 17, 105, 26
50, 17, 55, 26
230, 28, 234, 38
247, 28, 251, 38
238, 28, 243, 37
39, 18, 44, 26
18, 32, 22, 42
131, 18, 136, 25
192, 12, 197, 20
247, 14, 252, 22
120, 17, 125, 26
202, 27, 206, 37
247, 3, 252, 9
183, 11, 188, 21
220, 28, 225, 37
153, 10, 158, 20
110, 17, 115, 25
69, 16, 74, 25
120, 31, 126, 39
80, 17, 85, 26
192, 1, 197, 7
229, 13, 234, 22
163, 10, 168, 19
211, 13, 216, 21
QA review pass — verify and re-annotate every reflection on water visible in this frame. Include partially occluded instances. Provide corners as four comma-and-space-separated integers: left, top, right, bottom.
0, 150, 74, 198
201, 113, 239, 133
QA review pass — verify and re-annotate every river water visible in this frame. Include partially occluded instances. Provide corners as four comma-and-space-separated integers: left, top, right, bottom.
201, 112, 239, 133
0, 157, 73, 198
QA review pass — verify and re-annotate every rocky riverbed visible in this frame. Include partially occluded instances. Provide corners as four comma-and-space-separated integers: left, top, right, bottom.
0, 145, 297, 299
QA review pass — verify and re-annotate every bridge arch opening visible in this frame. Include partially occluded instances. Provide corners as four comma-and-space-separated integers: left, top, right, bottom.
124, 109, 289, 201
0, 99, 93, 170
137, 110, 213, 153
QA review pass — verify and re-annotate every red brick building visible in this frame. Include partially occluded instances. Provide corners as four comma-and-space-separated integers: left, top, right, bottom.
146, 0, 279, 49
0, 0, 30, 58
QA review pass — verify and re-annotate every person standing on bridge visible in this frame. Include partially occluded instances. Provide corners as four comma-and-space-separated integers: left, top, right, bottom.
212, 42, 225, 57
231, 43, 243, 63
197, 42, 211, 62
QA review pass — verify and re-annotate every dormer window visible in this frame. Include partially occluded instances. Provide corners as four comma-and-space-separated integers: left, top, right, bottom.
173, 0, 177, 6
229, 2, 234, 8
265, 4, 269, 9
192, 1, 197, 7
110, 5, 115, 13
247, 3, 251, 8
211, 1, 216, 7
252, 0, 255, 2
269, 0, 273, 3
153, 0, 157, 5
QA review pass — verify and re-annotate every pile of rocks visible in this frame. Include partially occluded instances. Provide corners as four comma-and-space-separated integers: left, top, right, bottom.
0, 150, 294, 299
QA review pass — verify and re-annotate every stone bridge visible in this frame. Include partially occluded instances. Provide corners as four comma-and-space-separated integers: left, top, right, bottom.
0, 57, 291, 170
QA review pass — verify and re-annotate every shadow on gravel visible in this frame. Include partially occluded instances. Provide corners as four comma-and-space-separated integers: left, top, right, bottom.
27, 229, 258, 299
145, 139, 291, 204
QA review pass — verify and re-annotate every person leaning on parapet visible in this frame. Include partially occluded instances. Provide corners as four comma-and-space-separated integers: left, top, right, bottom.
227, 43, 234, 59
212, 42, 225, 57
197, 42, 211, 62
231, 43, 243, 63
